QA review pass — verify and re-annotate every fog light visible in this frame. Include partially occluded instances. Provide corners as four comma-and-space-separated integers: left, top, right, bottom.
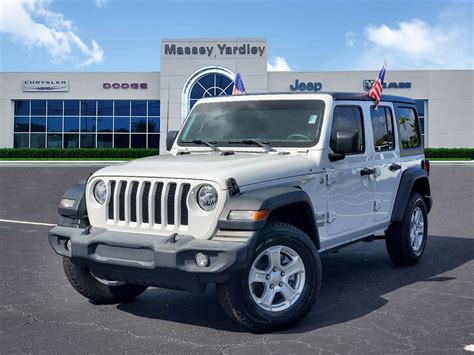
195, 252, 209, 267
65, 239, 71, 252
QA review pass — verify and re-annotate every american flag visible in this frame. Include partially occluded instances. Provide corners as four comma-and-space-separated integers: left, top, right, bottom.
232, 72, 246, 95
368, 61, 387, 108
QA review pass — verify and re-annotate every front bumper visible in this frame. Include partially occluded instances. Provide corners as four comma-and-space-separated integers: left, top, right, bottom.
49, 226, 253, 292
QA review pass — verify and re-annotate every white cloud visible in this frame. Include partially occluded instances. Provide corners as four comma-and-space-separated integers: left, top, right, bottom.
0, 0, 104, 66
95, 0, 108, 8
350, 17, 473, 69
267, 56, 292, 71
345, 31, 357, 47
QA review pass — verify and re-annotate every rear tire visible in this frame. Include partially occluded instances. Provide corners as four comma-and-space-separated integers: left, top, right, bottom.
216, 222, 321, 332
63, 257, 147, 304
386, 192, 428, 266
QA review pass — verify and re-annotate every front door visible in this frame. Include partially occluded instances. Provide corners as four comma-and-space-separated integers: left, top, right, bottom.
326, 104, 374, 236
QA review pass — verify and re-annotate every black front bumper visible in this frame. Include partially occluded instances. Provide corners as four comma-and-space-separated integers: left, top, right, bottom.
48, 226, 253, 292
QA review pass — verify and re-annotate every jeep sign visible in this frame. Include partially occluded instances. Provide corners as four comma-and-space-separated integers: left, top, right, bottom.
290, 79, 323, 92
363, 80, 411, 91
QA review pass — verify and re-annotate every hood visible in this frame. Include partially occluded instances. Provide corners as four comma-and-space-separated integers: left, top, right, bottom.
92, 152, 314, 188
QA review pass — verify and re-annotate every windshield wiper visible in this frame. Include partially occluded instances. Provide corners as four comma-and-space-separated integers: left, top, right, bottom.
181, 139, 234, 156
228, 139, 277, 153
181, 139, 221, 152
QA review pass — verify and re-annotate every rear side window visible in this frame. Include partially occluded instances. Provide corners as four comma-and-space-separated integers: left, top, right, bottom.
370, 106, 394, 151
395, 107, 422, 149
330, 106, 364, 153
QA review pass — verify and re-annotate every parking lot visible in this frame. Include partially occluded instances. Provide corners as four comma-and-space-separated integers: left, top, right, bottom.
0, 165, 473, 354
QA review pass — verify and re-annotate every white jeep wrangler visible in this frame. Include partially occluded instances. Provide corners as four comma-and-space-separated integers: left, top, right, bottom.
49, 93, 432, 332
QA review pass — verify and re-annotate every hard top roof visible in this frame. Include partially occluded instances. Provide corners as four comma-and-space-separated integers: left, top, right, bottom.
210, 92, 415, 104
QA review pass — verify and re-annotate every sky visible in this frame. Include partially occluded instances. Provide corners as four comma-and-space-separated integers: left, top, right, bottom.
0, 0, 473, 72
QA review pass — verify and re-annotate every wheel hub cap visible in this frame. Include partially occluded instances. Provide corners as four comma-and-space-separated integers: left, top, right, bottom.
248, 245, 305, 312
410, 206, 425, 252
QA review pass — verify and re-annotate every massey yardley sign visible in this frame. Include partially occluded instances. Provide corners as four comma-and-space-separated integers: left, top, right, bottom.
164, 43, 266, 57
22, 80, 69, 92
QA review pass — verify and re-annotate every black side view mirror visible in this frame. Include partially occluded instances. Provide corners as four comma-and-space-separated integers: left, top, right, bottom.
329, 130, 359, 162
166, 130, 179, 151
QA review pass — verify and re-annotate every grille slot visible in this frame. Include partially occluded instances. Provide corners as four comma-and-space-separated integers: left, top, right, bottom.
180, 184, 190, 225
108, 181, 116, 220
167, 183, 177, 225
130, 182, 139, 223
118, 181, 127, 221
142, 182, 151, 224
154, 182, 164, 224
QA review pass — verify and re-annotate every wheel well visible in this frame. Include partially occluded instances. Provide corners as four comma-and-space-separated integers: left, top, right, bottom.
267, 202, 320, 249
412, 177, 431, 209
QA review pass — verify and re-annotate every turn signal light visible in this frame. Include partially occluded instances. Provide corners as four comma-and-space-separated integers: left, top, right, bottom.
227, 209, 269, 221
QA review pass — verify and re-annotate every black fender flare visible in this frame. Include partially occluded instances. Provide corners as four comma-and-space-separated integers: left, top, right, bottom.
391, 167, 432, 223
217, 186, 319, 248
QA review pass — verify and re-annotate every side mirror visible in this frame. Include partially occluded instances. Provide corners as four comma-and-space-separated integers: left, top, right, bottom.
166, 130, 179, 151
329, 130, 359, 162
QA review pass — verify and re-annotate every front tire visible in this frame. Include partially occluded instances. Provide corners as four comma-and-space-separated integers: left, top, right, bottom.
216, 222, 321, 332
386, 192, 428, 266
63, 257, 147, 304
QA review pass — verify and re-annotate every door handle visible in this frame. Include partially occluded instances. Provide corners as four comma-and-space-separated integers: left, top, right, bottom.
389, 163, 402, 171
360, 168, 375, 176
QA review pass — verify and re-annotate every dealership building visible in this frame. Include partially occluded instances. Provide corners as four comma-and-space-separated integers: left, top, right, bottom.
0, 38, 472, 152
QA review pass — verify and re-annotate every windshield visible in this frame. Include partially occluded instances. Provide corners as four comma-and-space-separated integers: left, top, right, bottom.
177, 99, 325, 148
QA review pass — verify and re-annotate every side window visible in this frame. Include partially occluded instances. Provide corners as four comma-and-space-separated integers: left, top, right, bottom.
330, 106, 364, 154
370, 106, 394, 151
396, 107, 422, 149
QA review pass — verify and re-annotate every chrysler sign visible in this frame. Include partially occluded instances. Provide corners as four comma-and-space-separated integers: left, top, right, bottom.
22, 80, 69, 92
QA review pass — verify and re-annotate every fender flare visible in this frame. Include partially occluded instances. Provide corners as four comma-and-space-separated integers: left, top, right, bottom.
217, 186, 319, 248
391, 167, 432, 223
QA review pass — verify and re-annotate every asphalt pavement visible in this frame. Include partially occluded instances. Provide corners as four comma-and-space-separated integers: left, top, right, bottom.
0, 165, 473, 354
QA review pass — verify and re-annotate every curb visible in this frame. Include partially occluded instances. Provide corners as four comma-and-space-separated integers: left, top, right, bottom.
0, 160, 125, 167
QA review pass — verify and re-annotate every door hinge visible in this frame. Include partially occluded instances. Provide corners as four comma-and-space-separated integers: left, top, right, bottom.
327, 211, 336, 223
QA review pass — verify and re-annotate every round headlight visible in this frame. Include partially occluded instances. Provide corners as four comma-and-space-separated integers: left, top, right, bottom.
93, 180, 107, 204
197, 184, 218, 211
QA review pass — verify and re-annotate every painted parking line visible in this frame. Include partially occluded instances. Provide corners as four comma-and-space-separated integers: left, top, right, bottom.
0, 219, 55, 227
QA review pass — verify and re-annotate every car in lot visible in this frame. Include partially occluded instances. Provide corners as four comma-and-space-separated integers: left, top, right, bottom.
49, 92, 432, 332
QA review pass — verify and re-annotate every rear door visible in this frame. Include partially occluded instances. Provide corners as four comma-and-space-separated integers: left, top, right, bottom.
369, 104, 402, 222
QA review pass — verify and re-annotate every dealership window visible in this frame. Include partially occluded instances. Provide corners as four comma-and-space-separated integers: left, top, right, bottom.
13, 99, 160, 149
415, 100, 427, 146
189, 73, 234, 110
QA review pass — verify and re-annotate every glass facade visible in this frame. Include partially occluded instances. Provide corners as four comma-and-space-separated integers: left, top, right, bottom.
415, 100, 427, 146
189, 73, 233, 110
13, 100, 160, 149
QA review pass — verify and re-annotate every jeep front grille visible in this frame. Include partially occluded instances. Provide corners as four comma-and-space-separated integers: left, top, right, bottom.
107, 180, 191, 228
